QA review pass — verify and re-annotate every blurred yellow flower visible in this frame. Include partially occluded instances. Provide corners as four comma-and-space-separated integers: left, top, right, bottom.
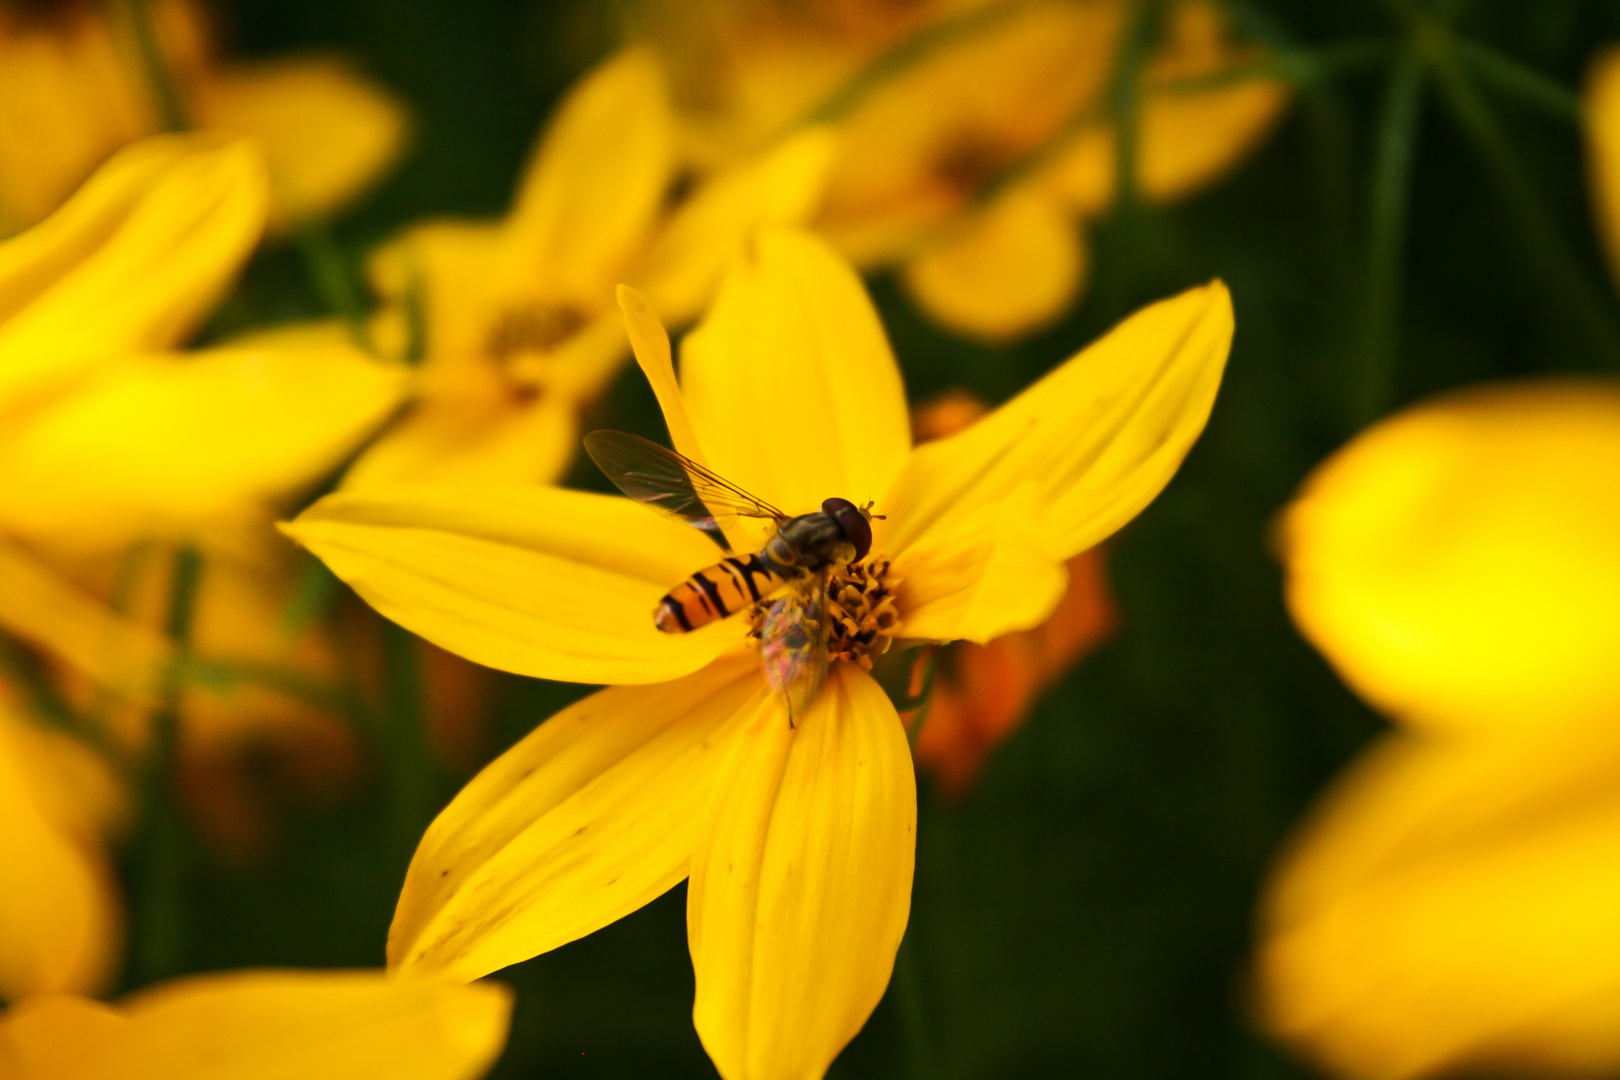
0, 968, 511, 1079
1281, 381, 1620, 735
649, 0, 1286, 339
346, 48, 834, 488
1586, 47, 1620, 283
0, 702, 123, 1003
1257, 379, 1620, 1079
0, 0, 408, 235
286, 228, 1232, 1080
0, 133, 404, 705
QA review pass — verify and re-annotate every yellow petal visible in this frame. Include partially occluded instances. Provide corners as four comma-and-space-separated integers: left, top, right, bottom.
1258, 722, 1620, 1080
680, 228, 911, 514
283, 483, 734, 684
893, 483, 1068, 644
633, 128, 838, 324
0, 5, 154, 234
618, 284, 711, 468
0, 708, 119, 1002
689, 665, 915, 1080
1587, 48, 1620, 285
0, 134, 268, 409
1283, 378, 1620, 734
881, 281, 1232, 560
0, 536, 170, 705
0, 343, 405, 549
391, 655, 766, 981
1, 969, 511, 1079
500, 48, 675, 306
194, 54, 410, 227
901, 184, 1085, 341
369, 219, 504, 361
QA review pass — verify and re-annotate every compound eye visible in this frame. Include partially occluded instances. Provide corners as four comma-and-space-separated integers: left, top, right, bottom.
821, 497, 872, 561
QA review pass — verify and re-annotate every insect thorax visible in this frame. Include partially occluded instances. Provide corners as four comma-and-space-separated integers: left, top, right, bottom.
764, 512, 856, 574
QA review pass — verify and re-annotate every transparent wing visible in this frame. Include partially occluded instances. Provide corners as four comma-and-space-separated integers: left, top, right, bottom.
584, 430, 787, 545
759, 569, 831, 724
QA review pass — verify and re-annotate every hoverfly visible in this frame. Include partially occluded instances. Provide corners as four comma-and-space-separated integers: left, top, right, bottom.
584, 430, 876, 720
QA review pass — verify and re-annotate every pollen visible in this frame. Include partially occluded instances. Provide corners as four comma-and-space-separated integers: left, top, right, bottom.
827, 558, 902, 670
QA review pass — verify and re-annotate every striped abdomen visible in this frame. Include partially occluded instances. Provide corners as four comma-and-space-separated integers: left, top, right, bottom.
655, 554, 790, 633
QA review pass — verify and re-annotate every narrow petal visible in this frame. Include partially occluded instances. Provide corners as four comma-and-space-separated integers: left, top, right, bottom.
0, 135, 268, 408
680, 228, 911, 514
618, 284, 711, 468
633, 128, 838, 324
0, 343, 406, 548
195, 55, 410, 227
0, 536, 170, 705
0, 708, 119, 1002
689, 665, 915, 1080
283, 483, 734, 684
1259, 722, 1620, 1080
901, 184, 1085, 341
501, 48, 675, 305
2, 970, 511, 1080
881, 282, 1232, 560
391, 656, 767, 981
893, 484, 1069, 644
1590, 49, 1620, 281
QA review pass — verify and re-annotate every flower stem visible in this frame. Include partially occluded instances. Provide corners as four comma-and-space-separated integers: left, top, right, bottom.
118, 0, 186, 133
893, 926, 937, 1080
1352, 45, 1424, 428
381, 622, 437, 859
1415, 18, 1620, 370
298, 223, 375, 352
1452, 39, 1581, 124
131, 545, 202, 986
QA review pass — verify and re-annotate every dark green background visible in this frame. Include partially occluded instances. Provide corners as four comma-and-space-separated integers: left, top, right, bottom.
126, 0, 1620, 1076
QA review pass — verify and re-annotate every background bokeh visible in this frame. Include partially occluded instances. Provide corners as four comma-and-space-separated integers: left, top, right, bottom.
53, 0, 1620, 1075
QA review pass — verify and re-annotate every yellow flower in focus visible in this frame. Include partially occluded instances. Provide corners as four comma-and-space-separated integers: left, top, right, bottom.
0, 0, 408, 234
286, 228, 1232, 1080
651, 0, 1286, 339
1256, 379, 1620, 1079
0, 968, 511, 1079
346, 48, 834, 488
906, 390, 1117, 794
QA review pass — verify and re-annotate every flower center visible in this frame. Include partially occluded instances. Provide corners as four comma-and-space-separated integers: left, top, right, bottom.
827, 558, 902, 669
747, 558, 902, 670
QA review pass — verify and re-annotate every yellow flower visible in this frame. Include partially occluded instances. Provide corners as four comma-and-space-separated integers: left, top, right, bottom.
651, 0, 1285, 339
0, 968, 510, 1079
906, 390, 1117, 795
1281, 381, 1620, 735
0, 0, 408, 235
285, 228, 1232, 1079
346, 47, 834, 488
1256, 380, 1620, 1079
1586, 47, 1620, 283
0, 701, 123, 1003
0, 133, 404, 705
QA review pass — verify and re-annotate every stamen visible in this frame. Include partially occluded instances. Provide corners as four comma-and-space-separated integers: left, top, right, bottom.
827, 558, 903, 670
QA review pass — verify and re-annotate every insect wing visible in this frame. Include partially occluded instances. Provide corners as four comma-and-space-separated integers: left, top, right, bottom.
759, 569, 831, 723
584, 430, 786, 543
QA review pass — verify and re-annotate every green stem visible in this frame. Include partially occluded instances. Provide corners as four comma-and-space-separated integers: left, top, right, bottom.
1415, 19, 1620, 369
119, 0, 186, 132
803, 0, 1057, 125
131, 546, 202, 985
297, 223, 374, 352
1453, 39, 1581, 123
893, 926, 936, 1080
381, 622, 436, 858
1353, 45, 1424, 429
